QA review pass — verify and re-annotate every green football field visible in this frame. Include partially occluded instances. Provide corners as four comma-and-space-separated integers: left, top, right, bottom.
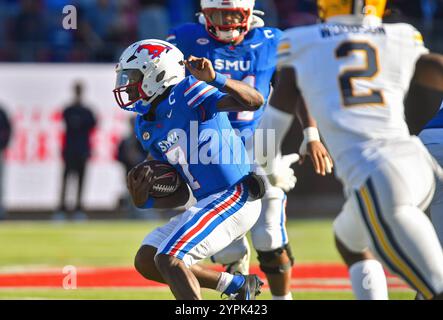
0, 219, 414, 300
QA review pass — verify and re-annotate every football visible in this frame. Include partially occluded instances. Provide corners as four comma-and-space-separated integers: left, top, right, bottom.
133, 160, 182, 198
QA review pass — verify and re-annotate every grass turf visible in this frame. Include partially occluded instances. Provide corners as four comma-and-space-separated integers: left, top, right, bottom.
0, 219, 414, 300
0, 219, 341, 267
0, 288, 415, 300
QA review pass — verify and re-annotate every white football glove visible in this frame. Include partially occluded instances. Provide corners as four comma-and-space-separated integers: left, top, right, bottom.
269, 153, 300, 192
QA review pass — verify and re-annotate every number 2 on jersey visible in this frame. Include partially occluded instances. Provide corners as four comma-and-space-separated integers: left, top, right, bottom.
335, 41, 384, 107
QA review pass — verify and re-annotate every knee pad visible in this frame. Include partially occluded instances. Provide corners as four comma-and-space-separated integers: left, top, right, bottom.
256, 243, 295, 274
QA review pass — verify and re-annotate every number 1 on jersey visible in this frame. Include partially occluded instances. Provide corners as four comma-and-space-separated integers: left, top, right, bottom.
166, 146, 201, 190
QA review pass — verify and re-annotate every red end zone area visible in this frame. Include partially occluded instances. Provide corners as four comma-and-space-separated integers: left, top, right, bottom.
0, 264, 409, 291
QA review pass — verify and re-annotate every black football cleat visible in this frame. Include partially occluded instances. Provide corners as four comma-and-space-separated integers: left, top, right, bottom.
229, 275, 264, 300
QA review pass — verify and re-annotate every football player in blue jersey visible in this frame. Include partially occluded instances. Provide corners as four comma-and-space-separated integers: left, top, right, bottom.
164, 0, 333, 300
114, 38, 269, 300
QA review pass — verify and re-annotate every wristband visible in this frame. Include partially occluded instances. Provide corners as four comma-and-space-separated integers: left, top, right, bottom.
208, 72, 228, 89
303, 127, 320, 142
140, 197, 155, 209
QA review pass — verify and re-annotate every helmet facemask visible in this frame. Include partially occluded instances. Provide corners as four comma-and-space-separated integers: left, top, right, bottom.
113, 69, 148, 110
202, 7, 252, 43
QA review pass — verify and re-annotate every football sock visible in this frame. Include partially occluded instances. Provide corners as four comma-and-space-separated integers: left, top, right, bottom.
216, 272, 234, 293
272, 292, 293, 300
349, 259, 388, 300
217, 272, 245, 295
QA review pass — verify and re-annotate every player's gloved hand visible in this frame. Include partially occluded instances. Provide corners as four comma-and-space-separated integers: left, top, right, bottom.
269, 153, 300, 192
299, 127, 334, 176
184, 55, 216, 83
127, 162, 156, 207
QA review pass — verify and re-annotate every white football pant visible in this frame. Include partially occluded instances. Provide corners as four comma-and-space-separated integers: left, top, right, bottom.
334, 141, 443, 299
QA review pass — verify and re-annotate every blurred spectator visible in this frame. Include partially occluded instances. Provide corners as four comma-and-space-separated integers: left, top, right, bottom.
389, 0, 424, 18
0, 0, 443, 61
0, 105, 11, 220
82, 0, 118, 61
274, 0, 317, 29
44, 0, 75, 62
54, 81, 97, 221
84, 0, 117, 40
421, 0, 439, 36
0, 0, 19, 60
117, 118, 145, 176
9, 0, 49, 61
255, 0, 279, 27
116, 117, 147, 219
167, 0, 199, 29
138, 0, 169, 40
111, 0, 139, 61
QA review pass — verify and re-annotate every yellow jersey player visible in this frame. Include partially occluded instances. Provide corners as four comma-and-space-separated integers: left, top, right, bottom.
272, 0, 443, 300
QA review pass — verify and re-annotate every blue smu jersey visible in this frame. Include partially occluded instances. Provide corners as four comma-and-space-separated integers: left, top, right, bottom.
134, 75, 251, 203
424, 102, 443, 129
167, 23, 282, 137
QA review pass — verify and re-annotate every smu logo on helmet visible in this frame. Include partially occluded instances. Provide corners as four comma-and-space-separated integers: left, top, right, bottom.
127, 43, 172, 62
136, 44, 171, 59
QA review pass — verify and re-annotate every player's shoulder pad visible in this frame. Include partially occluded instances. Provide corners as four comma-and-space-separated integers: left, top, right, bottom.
384, 22, 426, 47
252, 27, 283, 44
277, 25, 319, 66
173, 75, 218, 108
166, 23, 205, 46
247, 27, 283, 70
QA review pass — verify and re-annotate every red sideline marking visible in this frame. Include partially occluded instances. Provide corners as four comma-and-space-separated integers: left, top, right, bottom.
0, 264, 408, 290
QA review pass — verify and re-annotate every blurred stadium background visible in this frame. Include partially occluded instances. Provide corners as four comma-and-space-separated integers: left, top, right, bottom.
0, 0, 442, 299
